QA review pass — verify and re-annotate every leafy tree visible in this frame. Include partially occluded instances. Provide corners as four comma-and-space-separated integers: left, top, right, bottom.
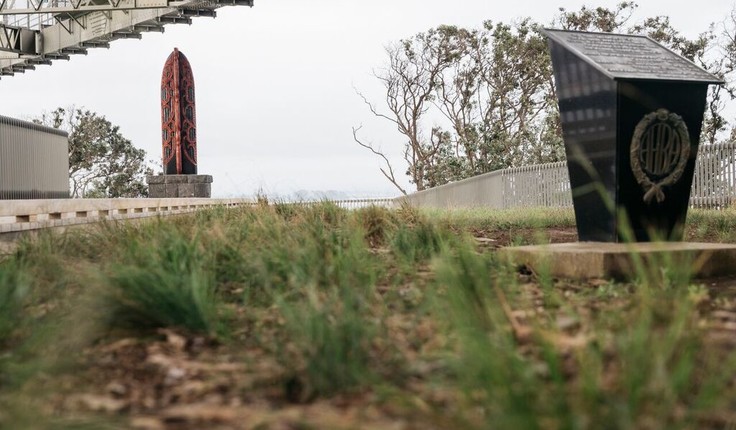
37, 107, 152, 198
553, 2, 636, 32
357, 2, 734, 194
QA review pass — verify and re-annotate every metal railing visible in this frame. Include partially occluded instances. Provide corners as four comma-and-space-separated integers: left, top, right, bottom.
1, 0, 67, 30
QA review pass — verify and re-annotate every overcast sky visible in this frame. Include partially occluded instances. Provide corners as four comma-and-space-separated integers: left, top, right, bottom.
0, 0, 734, 198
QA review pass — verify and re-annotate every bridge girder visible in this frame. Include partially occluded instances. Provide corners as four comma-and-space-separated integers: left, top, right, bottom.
0, 0, 252, 15
0, 0, 252, 76
0, 24, 38, 55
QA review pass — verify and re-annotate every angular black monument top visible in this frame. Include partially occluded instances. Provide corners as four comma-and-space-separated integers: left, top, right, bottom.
543, 29, 723, 84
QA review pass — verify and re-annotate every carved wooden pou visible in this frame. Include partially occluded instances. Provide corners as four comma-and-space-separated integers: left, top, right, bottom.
161, 48, 197, 175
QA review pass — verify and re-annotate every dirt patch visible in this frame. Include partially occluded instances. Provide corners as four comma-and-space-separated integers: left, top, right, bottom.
53, 328, 439, 430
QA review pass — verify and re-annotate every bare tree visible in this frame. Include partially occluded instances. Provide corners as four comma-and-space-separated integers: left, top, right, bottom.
354, 29, 460, 192
352, 124, 407, 195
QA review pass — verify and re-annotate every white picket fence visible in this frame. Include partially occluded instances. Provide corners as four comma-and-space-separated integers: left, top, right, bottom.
691, 141, 736, 208
402, 142, 736, 210
501, 161, 571, 208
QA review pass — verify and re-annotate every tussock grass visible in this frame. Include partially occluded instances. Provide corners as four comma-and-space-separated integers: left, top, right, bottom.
687, 207, 736, 242
0, 262, 28, 346
427, 206, 576, 231
279, 285, 377, 398
105, 232, 222, 335
0, 203, 735, 428
435, 243, 732, 428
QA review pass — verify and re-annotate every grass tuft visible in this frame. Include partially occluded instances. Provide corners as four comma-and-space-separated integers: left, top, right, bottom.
279, 285, 377, 398
0, 262, 28, 346
105, 231, 222, 335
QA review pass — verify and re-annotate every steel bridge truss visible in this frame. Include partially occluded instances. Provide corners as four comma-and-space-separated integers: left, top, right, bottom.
0, 0, 252, 77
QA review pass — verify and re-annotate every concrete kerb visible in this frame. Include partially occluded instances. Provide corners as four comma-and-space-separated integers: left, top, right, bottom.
0, 198, 255, 235
499, 241, 736, 280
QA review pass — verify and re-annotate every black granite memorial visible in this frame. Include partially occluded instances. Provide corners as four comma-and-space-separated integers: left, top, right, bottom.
544, 29, 723, 242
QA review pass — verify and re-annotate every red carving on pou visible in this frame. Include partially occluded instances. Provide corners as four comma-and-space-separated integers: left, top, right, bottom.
161, 48, 197, 174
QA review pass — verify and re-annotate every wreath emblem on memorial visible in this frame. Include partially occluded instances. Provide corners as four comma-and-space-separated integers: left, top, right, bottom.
630, 108, 690, 204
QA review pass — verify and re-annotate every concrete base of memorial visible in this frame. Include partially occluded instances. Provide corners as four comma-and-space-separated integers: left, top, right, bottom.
147, 174, 212, 198
499, 242, 736, 280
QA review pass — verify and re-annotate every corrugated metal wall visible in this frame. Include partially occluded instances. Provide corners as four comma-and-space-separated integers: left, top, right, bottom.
0, 115, 69, 199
